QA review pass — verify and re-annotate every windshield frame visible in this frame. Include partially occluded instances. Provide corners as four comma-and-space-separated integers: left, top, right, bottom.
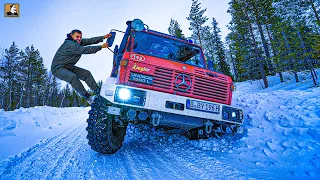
129, 30, 206, 68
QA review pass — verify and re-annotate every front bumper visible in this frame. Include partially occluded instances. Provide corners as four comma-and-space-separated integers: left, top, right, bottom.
100, 78, 243, 125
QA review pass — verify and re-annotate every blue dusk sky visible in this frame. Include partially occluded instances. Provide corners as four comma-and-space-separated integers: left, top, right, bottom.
0, 0, 231, 85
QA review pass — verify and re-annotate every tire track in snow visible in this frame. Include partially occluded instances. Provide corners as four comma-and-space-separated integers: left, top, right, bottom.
41, 121, 87, 179
89, 139, 246, 180
0, 120, 82, 177
131, 148, 183, 179
144, 143, 246, 179
121, 147, 152, 180
1, 119, 246, 179
121, 145, 186, 180
88, 142, 190, 180
0, 119, 86, 179
134, 146, 195, 179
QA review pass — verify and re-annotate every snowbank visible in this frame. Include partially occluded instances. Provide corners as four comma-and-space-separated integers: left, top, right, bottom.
0, 106, 89, 161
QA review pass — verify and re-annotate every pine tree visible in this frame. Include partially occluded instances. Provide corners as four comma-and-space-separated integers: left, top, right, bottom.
210, 17, 232, 77
60, 84, 71, 107
33, 57, 47, 106
42, 72, 52, 106
201, 25, 216, 69
309, 0, 320, 27
15, 55, 26, 109
50, 76, 60, 107
248, 0, 274, 73
226, 20, 252, 81
227, 0, 267, 85
20, 45, 47, 108
273, 0, 319, 84
168, 19, 185, 38
225, 33, 238, 80
186, 0, 209, 47
1, 42, 21, 110
71, 89, 79, 107
243, 2, 269, 88
0, 47, 5, 109
299, 0, 320, 28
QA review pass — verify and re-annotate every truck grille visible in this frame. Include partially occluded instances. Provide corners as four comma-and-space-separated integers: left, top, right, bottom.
128, 66, 230, 104
153, 67, 173, 89
193, 76, 228, 102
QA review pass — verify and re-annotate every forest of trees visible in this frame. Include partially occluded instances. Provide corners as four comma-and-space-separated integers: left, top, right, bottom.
1, 0, 319, 111
168, 0, 320, 88
0, 43, 93, 111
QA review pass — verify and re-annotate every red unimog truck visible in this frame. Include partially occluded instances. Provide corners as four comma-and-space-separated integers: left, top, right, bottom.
86, 19, 244, 154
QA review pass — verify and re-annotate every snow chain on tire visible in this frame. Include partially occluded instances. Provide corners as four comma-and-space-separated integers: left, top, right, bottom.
86, 95, 127, 154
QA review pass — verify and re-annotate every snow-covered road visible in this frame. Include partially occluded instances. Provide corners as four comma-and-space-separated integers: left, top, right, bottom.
0, 116, 246, 180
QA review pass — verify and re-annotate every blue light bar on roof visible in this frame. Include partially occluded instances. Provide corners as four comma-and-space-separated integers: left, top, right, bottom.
131, 19, 144, 31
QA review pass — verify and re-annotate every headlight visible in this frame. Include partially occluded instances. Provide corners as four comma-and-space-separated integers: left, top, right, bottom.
114, 87, 146, 106
118, 88, 131, 100
222, 106, 243, 123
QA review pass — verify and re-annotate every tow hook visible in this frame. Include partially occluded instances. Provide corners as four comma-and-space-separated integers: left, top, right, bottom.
114, 116, 124, 127
151, 112, 161, 127
127, 109, 137, 120
204, 121, 213, 134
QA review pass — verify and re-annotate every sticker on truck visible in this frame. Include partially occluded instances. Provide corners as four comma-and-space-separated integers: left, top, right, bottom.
130, 54, 146, 62
130, 72, 153, 85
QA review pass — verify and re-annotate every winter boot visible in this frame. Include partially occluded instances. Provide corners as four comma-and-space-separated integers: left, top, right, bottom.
93, 87, 101, 95
84, 92, 97, 105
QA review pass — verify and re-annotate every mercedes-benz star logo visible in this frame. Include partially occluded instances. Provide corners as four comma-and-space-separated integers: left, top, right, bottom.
175, 74, 192, 91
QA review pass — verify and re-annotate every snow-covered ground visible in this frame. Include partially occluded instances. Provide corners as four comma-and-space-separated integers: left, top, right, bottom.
0, 70, 320, 179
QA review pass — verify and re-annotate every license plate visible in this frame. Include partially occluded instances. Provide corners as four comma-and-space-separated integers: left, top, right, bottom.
130, 72, 153, 85
186, 99, 220, 114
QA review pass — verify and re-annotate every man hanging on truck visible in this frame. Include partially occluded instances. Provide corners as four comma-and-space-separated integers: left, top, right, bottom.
51, 29, 112, 104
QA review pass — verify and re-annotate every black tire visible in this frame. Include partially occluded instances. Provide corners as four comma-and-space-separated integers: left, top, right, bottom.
86, 96, 127, 154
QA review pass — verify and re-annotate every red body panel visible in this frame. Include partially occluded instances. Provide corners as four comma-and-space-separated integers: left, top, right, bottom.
118, 52, 233, 105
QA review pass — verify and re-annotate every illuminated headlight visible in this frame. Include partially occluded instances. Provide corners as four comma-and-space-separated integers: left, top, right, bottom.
114, 87, 146, 106
231, 112, 237, 118
118, 88, 131, 100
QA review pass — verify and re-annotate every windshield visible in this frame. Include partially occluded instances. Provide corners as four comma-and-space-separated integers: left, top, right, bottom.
131, 31, 205, 68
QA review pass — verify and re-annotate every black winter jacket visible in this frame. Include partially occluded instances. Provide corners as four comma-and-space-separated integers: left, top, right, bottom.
51, 35, 104, 72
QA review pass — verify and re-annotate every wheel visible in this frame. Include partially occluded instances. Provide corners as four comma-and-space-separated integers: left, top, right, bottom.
86, 96, 127, 154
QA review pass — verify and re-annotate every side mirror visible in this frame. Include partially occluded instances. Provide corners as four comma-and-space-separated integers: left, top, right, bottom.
107, 32, 116, 47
